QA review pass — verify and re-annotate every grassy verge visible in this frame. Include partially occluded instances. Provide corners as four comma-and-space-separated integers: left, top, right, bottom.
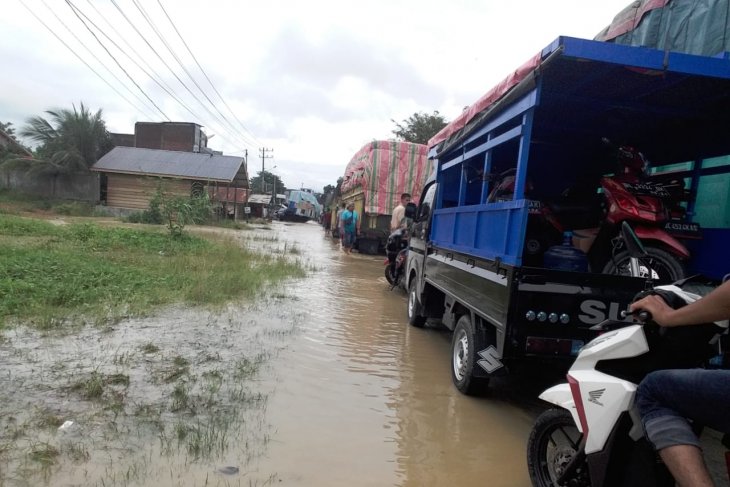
0, 214, 305, 329
0, 189, 96, 216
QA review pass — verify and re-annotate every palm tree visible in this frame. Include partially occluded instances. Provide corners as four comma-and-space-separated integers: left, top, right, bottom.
20, 102, 112, 173
0, 103, 112, 196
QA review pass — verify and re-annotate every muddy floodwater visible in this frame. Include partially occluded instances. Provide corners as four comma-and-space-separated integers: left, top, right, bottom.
1, 221, 544, 486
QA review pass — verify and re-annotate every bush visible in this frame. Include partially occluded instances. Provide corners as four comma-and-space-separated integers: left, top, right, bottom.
125, 185, 214, 235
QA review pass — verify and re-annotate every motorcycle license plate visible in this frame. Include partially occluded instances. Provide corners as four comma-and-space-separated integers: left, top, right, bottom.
664, 221, 702, 239
622, 181, 671, 199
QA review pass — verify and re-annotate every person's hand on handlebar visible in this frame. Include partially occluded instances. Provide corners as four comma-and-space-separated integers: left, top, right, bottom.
629, 295, 675, 327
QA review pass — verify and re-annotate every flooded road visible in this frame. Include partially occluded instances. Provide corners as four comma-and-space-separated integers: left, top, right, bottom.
1, 220, 549, 486
252, 221, 539, 487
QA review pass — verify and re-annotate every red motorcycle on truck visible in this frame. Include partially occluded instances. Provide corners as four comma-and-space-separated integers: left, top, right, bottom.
487, 143, 696, 282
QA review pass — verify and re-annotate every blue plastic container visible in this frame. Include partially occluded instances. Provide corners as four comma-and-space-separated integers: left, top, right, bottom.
543, 232, 589, 272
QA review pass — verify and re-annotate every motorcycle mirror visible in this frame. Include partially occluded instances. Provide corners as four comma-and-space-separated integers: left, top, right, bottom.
621, 221, 648, 259
404, 202, 417, 220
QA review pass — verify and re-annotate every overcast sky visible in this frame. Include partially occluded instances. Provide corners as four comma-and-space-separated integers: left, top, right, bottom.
1, 0, 633, 191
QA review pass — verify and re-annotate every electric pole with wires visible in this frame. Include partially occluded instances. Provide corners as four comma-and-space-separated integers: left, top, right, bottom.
260, 148, 273, 192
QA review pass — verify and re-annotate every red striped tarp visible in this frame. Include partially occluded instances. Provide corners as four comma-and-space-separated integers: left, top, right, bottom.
341, 140, 432, 215
429, 1, 672, 151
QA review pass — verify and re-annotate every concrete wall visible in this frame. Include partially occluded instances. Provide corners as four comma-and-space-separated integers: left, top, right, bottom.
0, 168, 100, 202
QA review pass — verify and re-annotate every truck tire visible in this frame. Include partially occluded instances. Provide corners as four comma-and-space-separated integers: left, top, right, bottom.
407, 280, 426, 327
451, 314, 489, 395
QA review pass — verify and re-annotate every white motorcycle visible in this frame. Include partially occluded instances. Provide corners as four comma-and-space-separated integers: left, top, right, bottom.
527, 223, 727, 487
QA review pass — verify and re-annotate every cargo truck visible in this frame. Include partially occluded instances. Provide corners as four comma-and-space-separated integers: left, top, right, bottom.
340, 140, 432, 254
405, 36, 730, 394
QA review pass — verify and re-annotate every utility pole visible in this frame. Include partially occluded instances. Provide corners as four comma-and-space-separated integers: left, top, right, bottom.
259, 148, 273, 192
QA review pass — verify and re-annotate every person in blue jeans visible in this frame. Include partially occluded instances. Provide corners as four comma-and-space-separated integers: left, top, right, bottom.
630, 280, 730, 487
340, 202, 359, 254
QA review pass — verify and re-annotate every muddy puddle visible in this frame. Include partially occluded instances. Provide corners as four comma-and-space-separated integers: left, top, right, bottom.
1, 221, 541, 486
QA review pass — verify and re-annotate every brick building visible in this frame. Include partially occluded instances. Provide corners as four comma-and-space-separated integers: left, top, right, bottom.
134, 122, 209, 153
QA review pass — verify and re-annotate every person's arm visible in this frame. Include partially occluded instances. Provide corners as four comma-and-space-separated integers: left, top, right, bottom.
629, 280, 730, 327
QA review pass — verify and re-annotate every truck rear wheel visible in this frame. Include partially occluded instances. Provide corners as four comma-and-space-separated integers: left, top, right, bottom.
407, 280, 426, 327
451, 314, 489, 395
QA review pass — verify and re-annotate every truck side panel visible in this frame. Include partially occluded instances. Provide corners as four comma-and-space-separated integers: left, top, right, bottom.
424, 251, 511, 333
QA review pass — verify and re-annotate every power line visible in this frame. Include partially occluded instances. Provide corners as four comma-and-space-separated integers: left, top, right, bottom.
125, 0, 256, 151
259, 148, 274, 192
69, 0, 250, 152
66, 0, 207, 123
141, 0, 260, 148
39, 0, 160, 121
18, 0, 155, 121
156, 0, 261, 147
23, 0, 258, 154
109, 0, 256, 151
83, 0, 186, 113
131, 0, 258, 149
63, 0, 170, 120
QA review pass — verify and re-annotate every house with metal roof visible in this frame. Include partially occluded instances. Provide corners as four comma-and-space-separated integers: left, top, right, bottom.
91, 146, 249, 218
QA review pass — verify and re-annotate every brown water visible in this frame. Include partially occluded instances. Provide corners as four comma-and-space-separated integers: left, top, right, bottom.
249, 221, 537, 486
0, 220, 542, 487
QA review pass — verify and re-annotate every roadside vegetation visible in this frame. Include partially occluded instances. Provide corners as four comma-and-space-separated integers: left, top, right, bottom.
0, 188, 98, 216
0, 212, 306, 329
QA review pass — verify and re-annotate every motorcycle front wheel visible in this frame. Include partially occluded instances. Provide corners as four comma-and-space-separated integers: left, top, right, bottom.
527, 408, 590, 487
602, 246, 685, 284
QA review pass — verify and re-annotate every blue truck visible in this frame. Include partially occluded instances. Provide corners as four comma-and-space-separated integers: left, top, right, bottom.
405, 36, 730, 394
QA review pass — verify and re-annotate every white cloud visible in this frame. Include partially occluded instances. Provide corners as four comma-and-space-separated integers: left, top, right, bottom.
0, 0, 633, 191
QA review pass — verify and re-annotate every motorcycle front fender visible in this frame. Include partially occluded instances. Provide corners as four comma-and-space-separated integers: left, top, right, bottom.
633, 225, 690, 259
539, 384, 582, 432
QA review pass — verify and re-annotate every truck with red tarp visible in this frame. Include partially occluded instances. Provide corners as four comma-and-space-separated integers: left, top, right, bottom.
405, 32, 730, 395
339, 140, 432, 254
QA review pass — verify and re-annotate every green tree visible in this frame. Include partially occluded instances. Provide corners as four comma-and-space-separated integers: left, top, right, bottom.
391, 111, 448, 145
249, 170, 286, 194
19, 102, 112, 173
322, 183, 335, 198
319, 183, 338, 206
0, 121, 31, 162
1, 121, 17, 140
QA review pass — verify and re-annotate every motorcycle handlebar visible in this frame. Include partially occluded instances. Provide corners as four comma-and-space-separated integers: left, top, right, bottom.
589, 309, 653, 332
620, 309, 652, 322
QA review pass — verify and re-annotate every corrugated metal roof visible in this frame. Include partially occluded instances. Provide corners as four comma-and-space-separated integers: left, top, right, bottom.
91, 146, 246, 182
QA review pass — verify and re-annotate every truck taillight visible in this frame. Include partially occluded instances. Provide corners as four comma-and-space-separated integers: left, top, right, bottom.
567, 374, 589, 438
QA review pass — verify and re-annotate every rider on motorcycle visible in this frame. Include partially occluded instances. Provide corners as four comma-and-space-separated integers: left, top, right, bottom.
630, 280, 730, 487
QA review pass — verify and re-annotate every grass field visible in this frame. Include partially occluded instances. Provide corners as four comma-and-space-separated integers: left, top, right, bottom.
0, 213, 306, 329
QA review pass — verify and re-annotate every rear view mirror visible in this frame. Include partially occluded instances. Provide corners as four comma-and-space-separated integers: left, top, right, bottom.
621, 221, 647, 258
405, 202, 417, 220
